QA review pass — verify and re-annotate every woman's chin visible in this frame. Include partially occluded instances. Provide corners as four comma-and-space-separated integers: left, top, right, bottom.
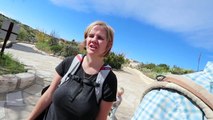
87, 49, 96, 54
87, 51, 96, 55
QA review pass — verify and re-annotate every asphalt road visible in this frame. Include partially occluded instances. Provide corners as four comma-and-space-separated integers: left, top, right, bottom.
10, 43, 41, 53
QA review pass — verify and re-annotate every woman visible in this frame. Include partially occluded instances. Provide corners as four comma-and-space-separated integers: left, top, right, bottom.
27, 21, 117, 120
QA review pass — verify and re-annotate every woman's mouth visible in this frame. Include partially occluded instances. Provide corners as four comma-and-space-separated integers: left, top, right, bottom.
89, 44, 98, 50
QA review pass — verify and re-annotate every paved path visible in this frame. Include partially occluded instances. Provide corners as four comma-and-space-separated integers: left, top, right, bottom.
0, 43, 154, 120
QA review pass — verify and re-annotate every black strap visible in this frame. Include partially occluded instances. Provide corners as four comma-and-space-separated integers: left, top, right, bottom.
156, 75, 166, 81
67, 75, 82, 102
69, 74, 100, 87
68, 75, 100, 102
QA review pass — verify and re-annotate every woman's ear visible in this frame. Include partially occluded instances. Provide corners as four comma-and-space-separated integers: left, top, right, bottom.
103, 41, 113, 57
108, 41, 113, 50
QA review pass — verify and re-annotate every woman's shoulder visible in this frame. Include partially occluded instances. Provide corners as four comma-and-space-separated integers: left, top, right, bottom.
63, 54, 85, 63
105, 70, 117, 84
109, 70, 117, 78
62, 55, 76, 64
64, 55, 75, 61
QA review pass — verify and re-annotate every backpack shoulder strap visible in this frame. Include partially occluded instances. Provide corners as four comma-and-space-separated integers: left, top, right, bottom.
160, 74, 213, 110
59, 54, 83, 86
95, 64, 111, 103
140, 75, 213, 119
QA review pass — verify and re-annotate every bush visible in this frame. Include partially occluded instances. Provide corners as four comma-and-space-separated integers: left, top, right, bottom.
61, 45, 79, 57
35, 41, 52, 54
136, 62, 194, 79
48, 37, 58, 46
50, 45, 63, 55
105, 52, 126, 69
170, 65, 194, 75
144, 63, 156, 70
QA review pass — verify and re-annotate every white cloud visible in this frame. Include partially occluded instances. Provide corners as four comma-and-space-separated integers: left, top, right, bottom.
50, 0, 213, 51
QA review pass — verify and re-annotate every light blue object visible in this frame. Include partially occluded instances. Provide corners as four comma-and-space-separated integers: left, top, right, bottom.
132, 61, 213, 120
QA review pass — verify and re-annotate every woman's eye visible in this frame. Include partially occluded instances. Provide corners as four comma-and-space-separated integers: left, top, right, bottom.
88, 34, 94, 38
97, 36, 104, 40
88, 34, 104, 40
98, 37, 102, 40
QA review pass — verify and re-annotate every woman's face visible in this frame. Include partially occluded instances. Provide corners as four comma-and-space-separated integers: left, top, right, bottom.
86, 25, 108, 57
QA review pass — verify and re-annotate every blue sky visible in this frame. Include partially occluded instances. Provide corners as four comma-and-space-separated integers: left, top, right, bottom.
0, 0, 213, 71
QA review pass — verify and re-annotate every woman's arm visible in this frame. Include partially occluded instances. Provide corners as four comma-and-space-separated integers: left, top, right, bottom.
96, 100, 113, 120
27, 72, 62, 120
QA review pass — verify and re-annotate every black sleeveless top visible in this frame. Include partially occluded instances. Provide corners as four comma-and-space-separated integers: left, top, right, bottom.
45, 56, 117, 120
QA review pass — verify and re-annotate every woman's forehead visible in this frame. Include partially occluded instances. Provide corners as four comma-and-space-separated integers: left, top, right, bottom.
90, 25, 106, 32
89, 25, 107, 37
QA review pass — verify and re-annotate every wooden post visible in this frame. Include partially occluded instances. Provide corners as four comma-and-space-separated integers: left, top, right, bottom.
0, 22, 14, 57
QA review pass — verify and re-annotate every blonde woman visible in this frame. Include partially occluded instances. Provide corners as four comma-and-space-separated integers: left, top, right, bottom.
28, 21, 117, 120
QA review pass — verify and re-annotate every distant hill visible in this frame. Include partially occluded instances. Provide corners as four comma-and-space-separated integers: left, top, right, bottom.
0, 13, 70, 43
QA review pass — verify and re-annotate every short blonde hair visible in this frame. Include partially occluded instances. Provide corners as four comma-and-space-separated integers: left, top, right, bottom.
80, 21, 114, 57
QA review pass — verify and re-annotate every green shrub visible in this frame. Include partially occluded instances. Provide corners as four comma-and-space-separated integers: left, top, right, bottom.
170, 65, 194, 75
48, 37, 58, 46
35, 41, 52, 54
144, 63, 156, 70
105, 52, 126, 69
50, 45, 63, 55
61, 45, 79, 57
136, 62, 194, 79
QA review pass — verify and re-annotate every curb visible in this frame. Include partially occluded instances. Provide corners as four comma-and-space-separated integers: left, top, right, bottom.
0, 66, 36, 93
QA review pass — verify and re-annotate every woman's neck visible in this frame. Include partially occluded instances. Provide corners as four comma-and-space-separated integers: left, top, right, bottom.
82, 55, 104, 74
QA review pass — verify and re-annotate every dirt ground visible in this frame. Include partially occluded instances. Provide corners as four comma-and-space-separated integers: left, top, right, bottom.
113, 67, 154, 120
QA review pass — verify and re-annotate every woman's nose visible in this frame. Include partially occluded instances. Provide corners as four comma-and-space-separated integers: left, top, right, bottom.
91, 36, 98, 43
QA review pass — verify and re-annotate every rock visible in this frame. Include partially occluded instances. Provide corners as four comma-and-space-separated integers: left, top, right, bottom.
0, 74, 18, 93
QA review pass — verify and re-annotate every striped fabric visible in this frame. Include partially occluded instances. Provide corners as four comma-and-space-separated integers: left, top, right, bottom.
132, 61, 213, 120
